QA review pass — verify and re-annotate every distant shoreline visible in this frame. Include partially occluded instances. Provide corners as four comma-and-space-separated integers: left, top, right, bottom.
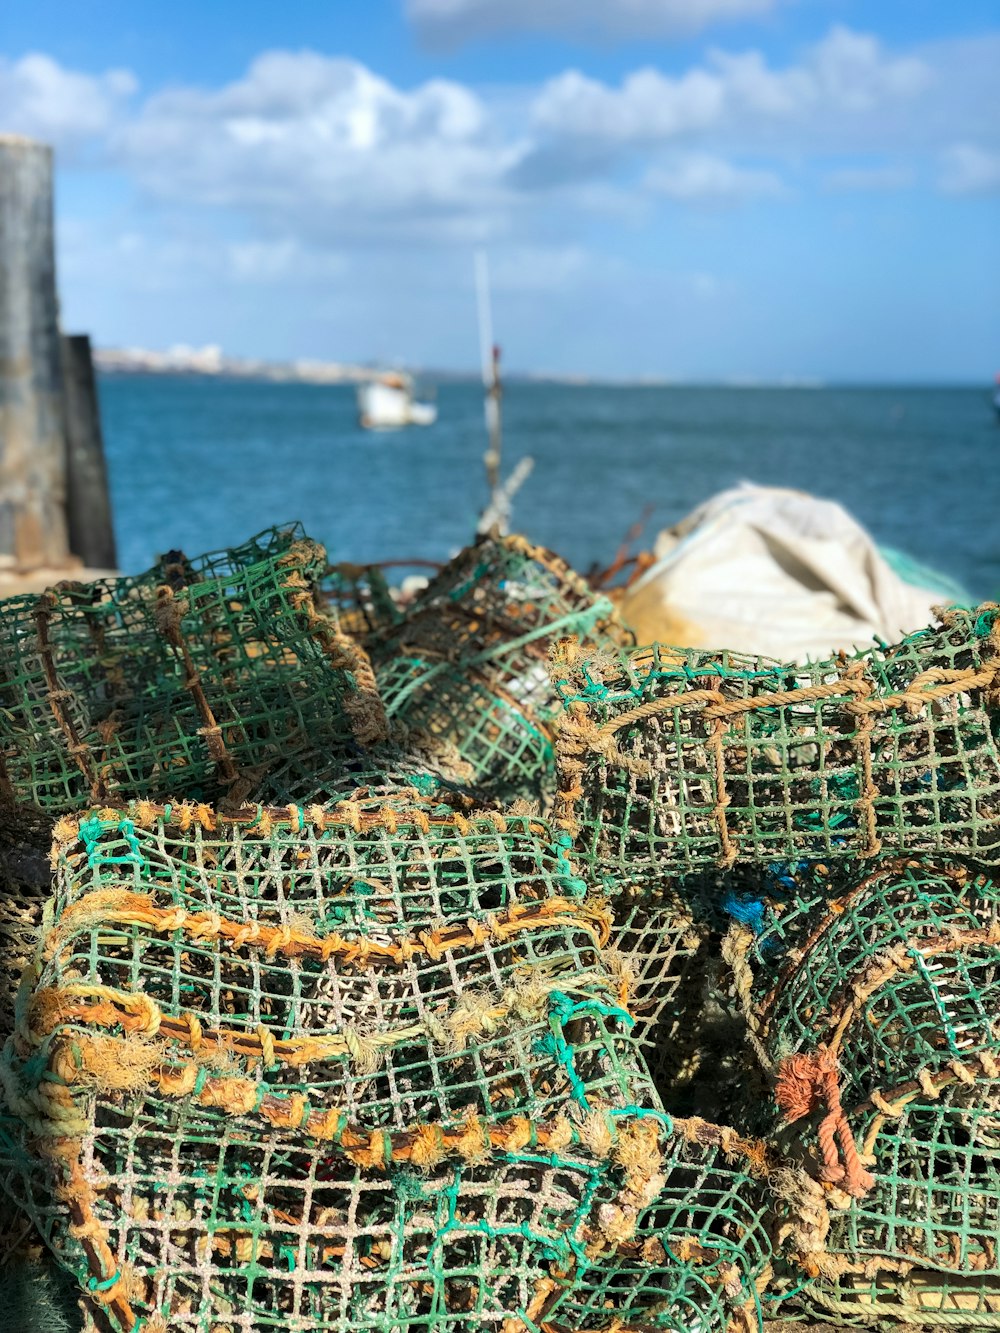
92, 346, 986, 391
94, 369, 988, 391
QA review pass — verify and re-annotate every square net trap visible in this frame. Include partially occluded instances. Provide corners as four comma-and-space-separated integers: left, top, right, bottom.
371, 536, 627, 806
553, 606, 1000, 884
0, 800, 680, 1332
0, 526, 388, 816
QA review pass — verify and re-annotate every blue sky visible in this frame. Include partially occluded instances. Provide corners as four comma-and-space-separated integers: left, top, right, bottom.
1, 0, 998, 380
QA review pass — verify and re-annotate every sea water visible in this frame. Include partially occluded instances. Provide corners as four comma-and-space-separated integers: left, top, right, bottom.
100, 377, 999, 599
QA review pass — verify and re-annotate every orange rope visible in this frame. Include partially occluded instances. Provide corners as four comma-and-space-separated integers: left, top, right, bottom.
775, 1048, 874, 1198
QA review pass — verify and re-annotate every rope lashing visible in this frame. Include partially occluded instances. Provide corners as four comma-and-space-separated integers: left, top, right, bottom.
775, 1047, 874, 1198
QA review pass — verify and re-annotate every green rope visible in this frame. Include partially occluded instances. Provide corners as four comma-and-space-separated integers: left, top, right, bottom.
79, 817, 144, 870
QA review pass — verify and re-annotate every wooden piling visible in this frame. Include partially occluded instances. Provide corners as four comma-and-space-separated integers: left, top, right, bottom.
62, 333, 117, 569
0, 134, 70, 569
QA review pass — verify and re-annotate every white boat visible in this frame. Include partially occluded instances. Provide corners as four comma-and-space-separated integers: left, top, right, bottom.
356, 372, 437, 429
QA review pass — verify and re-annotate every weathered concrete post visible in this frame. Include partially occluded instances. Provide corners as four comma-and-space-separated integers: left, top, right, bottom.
0, 134, 70, 569
62, 333, 117, 569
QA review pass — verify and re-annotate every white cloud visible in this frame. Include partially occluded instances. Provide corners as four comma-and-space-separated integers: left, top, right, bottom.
407, 0, 782, 46
0, 53, 135, 152
795, 25, 930, 110
823, 164, 914, 192
113, 52, 520, 242
531, 26, 932, 146
938, 143, 1000, 195
12, 27, 972, 244
19, 22, 999, 339
33, 26, 995, 380
645, 152, 785, 201
532, 67, 726, 144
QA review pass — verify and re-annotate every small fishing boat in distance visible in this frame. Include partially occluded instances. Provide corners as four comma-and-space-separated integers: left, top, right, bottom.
357, 371, 437, 429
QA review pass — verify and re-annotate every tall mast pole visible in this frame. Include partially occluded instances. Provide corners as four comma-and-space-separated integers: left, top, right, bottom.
475, 251, 503, 533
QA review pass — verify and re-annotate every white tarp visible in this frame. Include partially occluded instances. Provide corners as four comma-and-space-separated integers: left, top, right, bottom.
620, 482, 961, 661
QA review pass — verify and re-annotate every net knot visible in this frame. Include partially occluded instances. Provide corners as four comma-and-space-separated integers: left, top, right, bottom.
153, 585, 187, 638
870, 1089, 905, 1118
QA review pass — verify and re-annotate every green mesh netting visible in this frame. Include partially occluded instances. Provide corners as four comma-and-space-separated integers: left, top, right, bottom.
371, 535, 628, 806
320, 564, 402, 643
606, 865, 797, 1119
732, 859, 1000, 1108
246, 757, 457, 808
0, 526, 388, 815
729, 860, 1000, 1323
0, 802, 53, 1044
243, 745, 476, 810
783, 1083, 1000, 1327
0, 1112, 83, 1333
608, 884, 709, 1104
552, 606, 1000, 883
0, 802, 678, 1332
5, 1107, 652, 1333
0, 1216, 83, 1333
541, 1135, 773, 1333
12, 526, 999, 1331
0, 894, 42, 1048
0, 801, 54, 1281
536, 1121, 773, 1333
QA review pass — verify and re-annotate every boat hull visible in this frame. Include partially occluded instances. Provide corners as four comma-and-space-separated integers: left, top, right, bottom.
357, 381, 437, 428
